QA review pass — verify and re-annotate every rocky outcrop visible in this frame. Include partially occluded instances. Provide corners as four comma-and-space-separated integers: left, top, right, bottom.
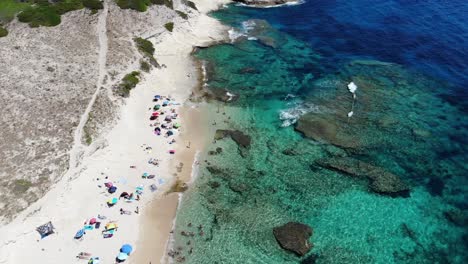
273, 222, 313, 256
214, 129, 251, 148
315, 157, 410, 197
234, 0, 298, 7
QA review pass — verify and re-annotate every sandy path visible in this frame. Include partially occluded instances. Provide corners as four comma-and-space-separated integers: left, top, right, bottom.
69, 0, 109, 170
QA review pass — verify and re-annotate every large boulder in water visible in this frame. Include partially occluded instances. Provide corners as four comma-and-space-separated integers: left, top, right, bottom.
315, 157, 410, 197
273, 222, 313, 256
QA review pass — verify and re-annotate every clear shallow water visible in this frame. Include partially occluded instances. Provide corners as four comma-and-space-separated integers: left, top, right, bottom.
172, 2, 468, 263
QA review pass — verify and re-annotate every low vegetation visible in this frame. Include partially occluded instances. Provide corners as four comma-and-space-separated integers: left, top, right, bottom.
140, 60, 150, 72
13, 179, 32, 194
153, 0, 173, 9
164, 22, 174, 32
133, 37, 159, 67
175, 10, 187, 20
117, 71, 140, 97
0, 0, 29, 23
2, 0, 103, 28
115, 0, 173, 12
0, 25, 7, 37
183, 0, 197, 11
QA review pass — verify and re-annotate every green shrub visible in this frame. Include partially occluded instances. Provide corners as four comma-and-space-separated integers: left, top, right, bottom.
116, 0, 151, 12
151, 0, 173, 9
53, 0, 84, 15
82, 0, 103, 11
13, 179, 32, 194
0, 26, 7, 37
164, 22, 173, 32
118, 71, 140, 96
134, 37, 159, 67
0, 0, 29, 23
13, 0, 102, 28
140, 60, 151, 72
18, 6, 61, 27
184, 0, 197, 11
134, 37, 154, 56
175, 10, 187, 19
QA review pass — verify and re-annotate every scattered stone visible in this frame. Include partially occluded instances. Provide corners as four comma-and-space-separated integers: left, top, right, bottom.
273, 222, 313, 256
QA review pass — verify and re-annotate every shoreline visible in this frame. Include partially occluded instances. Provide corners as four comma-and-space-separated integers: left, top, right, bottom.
0, 1, 231, 263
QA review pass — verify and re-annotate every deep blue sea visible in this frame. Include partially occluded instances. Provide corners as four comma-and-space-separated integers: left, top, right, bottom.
172, 1, 468, 263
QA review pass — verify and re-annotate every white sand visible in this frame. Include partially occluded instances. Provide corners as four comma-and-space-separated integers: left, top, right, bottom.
0, 1, 230, 263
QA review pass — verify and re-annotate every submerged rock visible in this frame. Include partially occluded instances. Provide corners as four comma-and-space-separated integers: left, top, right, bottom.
214, 129, 251, 148
444, 209, 468, 227
315, 157, 410, 197
295, 113, 361, 149
273, 222, 313, 256
282, 148, 300, 156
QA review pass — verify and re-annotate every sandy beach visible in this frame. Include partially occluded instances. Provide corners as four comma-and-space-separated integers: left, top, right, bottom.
0, 0, 230, 263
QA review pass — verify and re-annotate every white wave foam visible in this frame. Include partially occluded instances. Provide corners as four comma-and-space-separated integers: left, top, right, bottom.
201, 60, 209, 88
236, 0, 306, 9
228, 20, 258, 43
228, 28, 246, 43
189, 150, 201, 184
279, 101, 319, 127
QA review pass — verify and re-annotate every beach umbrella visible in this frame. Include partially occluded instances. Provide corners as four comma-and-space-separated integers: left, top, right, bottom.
117, 252, 128, 261
107, 197, 118, 205
153, 104, 161, 110
120, 244, 133, 254
108, 186, 117, 194
105, 222, 118, 230
151, 112, 159, 116
88, 257, 100, 264
74, 229, 85, 239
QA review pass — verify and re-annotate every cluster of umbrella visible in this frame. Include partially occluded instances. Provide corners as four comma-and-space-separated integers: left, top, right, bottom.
149, 95, 181, 138
116, 244, 133, 263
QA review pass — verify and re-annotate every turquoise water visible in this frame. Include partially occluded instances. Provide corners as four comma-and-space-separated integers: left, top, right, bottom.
172, 3, 468, 263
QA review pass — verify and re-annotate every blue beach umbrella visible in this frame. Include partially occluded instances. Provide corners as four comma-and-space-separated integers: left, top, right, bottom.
117, 252, 128, 261
120, 244, 133, 254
